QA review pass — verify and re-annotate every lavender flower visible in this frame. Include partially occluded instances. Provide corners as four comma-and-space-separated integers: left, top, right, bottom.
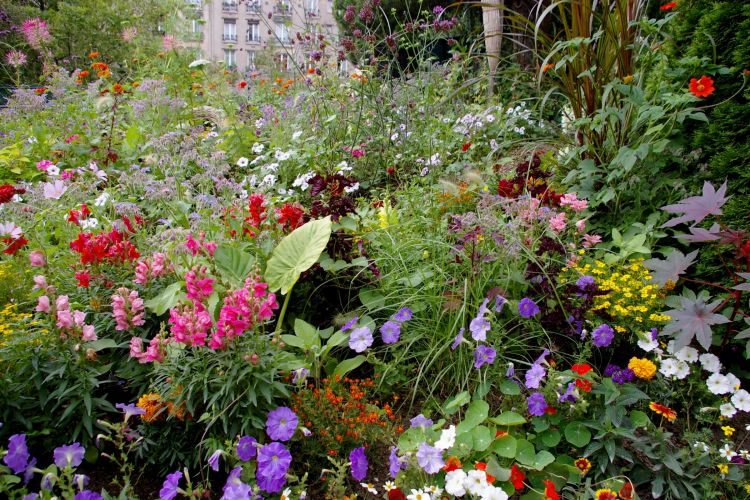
341, 316, 359, 331
576, 275, 595, 290
257, 442, 292, 493
416, 442, 444, 474
349, 447, 368, 481
527, 392, 548, 416
518, 298, 540, 318
292, 367, 309, 384
3, 434, 30, 474
223, 467, 252, 500
494, 295, 506, 312
208, 449, 223, 471
591, 324, 614, 348
558, 382, 578, 404
74, 492, 102, 500
266, 407, 298, 441
450, 327, 464, 350
474, 345, 496, 369
469, 316, 491, 341
348, 326, 373, 352
389, 446, 407, 478
159, 470, 182, 500
410, 414, 433, 429
525, 363, 546, 389
53, 442, 85, 469
392, 307, 413, 322
115, 403, 145, 421
380, 321, 401, 344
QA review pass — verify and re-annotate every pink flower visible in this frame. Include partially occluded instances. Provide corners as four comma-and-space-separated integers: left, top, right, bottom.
21, 18, 51, 49
29, 250, 45, 267
143, 337, 165, 362
122, 27, 137, 42
185, 234, 201, 256
203, 241, 217, 256
64, 134, 78, 144
169, 303, 212, 346
351, 148, 365, 158
134, 259, 150, 285
152, 253, 167, 276
32, 275, 49, 291
560, 193, 588, 212
185, 266, 214, 303
36, 160, 53, 172
5, 50, 27, 67
575, 219, 586, 233
549, 212, 567, 233
56, 309, 74, 329
130, 337, 144, 359
36, 295, 50, 313
73, 310, 86, 327
582, 234, 602, 248
82, 324, 97, 341
162, 35, 177, 51
60, 170, 76, 180
42, 180, 67, 200
112, 287, 146, 331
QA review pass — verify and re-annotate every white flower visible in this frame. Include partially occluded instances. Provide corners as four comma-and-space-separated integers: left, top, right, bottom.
434, 425, 456, 450
485, 114, 495, 123
384, 481, 397, 492
336, 161, 351, 171
391, 132, 399, 141
693, 441, 710, 453
489, 139, 499, 151
247, 174, 258, 187
260, 174, 277, 188
479, 485, 508, 500
0, 222, 22, 239
740, 450, 750, 460
236, 157, 249, 167
420, 167, 429, 177
465, 470, 488, 496
292, 131, 303, 140
514, 126, 526, 135
406, 489, 431, 500
254, 118, 264, 129
673, 360, 690, 379
426, 153, 441, 166
27, 136, 37, 143
275, 150, 291, 161
719, 443, 737, 461
444, 469, 467, 497
264, 162, 279, 172
94, 193, 110, 207
720, 403, 737, 418
674, 346, 699, 363
425, 485, 442, 496
699, 353, 722, 373
252, 142, 265, 154
42, 180, 67, 200
47, 165, 60, 176
206, 131, 219, 138
707, 373, 733, 395
292, 171, 315, 191
659, 358, 678, 377
250, 156, 264, 166
11, 194, 22, 203
731, 389, 750, 411
188, 59, 211, 68
280, 488, 292, 500
725, 373, 741, 392
80, 218, 98, 230
344, 183, 359, 194
360, 483, 377, 494
638, 337, 659, 352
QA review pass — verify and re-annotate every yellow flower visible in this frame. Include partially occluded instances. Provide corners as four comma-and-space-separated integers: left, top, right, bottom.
628, 357, 657, 380
721, 425, 735, 437
717, 464, 728, 475
744, 483, 750, 494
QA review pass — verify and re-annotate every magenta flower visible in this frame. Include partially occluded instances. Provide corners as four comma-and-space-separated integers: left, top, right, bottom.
4, 50, 27, 67
159, 470, 182, 500
380, 320, 401, 344
237, 436, 258, 461
74, 492, 102, 500
416, 442, 444, 474
266, 406, 298, 441
53, 442, 85, 469
473, 345, 496, 369
518, 297, 540, 318
349, 447, 368, 481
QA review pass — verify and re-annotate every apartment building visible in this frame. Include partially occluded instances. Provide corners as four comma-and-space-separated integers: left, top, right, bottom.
184, 0, 342, 74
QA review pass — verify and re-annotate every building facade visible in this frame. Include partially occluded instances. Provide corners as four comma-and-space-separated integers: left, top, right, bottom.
184, 0, 341, 74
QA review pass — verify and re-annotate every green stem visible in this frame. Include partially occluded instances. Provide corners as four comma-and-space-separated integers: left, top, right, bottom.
274, 285, 293, 341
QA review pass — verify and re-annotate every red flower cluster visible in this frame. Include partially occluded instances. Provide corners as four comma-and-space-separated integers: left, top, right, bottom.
496, 154, 562, 206
510, 464, 525, 490
67, 204, 91, 225
572, 363, 594, 392
2, 236, 27, 255
660, 2, 677, 11
689, 75, 715, 98
70, 228, 140, 265
275, 202, 305, 232
0, 184, 25, 204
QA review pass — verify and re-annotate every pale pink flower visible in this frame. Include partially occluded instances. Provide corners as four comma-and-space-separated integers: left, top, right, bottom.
33, 275, 48, 291
73, 310, 86, 327
5, 50, 27, 67
36, 160, 53, 171
582, 234, 602, 248
129, 337, 144, 359
36, 295, 50, 313
0, 222, 22, 240
134, 259, 150, 285
82, 325, 97, 342
112, 287, 146, 331
549, 212, 567, 233
162, 35, 177, 51
152, 253, 167, 276
64, 134, 78, 144
575, 219, 586, 233
560, 193, 588, 212
42, 180, 67, 200
122, 27, 138, 42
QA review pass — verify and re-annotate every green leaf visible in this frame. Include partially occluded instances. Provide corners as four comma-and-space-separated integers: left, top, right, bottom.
293, 318, 320, 349
564, 422, 591, 447
456, 400, 489, 434
443, 391, 471, 415
84, 339, 118, 351
359, 288, 385, 311
145, 282, 183, 315
490, 435, 517, 458
332, 355, 366, 377
397, 427, 425, 452
532, 450, 555, 471
472, 426, 492, 452
452, 430, 474, 456
539, 429, 561, 447
265, 216, 332, 294
214, 244, 255, 284
499, 379, 521, 395
489, 411, 527, 426
515, 439, 536, 466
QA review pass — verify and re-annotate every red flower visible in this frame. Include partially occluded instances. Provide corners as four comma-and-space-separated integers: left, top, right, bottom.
387, 166, 396, 175
660, 2, 677, 10
571, 363, 592, 375
75, 270, 91, 288
497, 179, 519, 198
544, 406, 557, 415
649, 401, 677, 422
689, 75, 715, 98
544, 479, 560, 500
237, 80, 248, 89
246, 194, 267, 230
443, 456, 462, 472
0, 184, 24, 204
461, 142, 472, 152
619, 482, 634, 500
388, 488, 406, 500
275, 203, 305, 232
2, 236, 28, 255
475, 461, 495, 483
510, 464, 525, 490
576, 379, 593, 392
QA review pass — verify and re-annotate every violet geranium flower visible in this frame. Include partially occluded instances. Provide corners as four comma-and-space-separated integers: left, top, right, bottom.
518, 298, 540, 318
473, 345, 496, 369
389, 446, 407, 478
348, 325, 373, 353
3, 434, 31, 474
410, 414, 433, 429
266, 406, 298, 442
349, 447, 368, 481
392, 307, 413, 322
469, 316, 491, 341
380, 321, 401, 344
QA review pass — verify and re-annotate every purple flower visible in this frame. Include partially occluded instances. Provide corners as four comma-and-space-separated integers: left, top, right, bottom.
74, 474, 90, 490
433, 5, 445, 15
650, 328, 658, 341
41, 473, 55, 490
257, 442, 292, 493
389, 446, 407, 478
292, 367, 309, 384
591, 324, 614, 348
450, 327, 464, 350
576, 275, 595, 291
474, 345, 496, 369
603, 364, 620, 377
237, 436, 258, 461
410, 414, 433, 429
558, 382, 577, 403
380, 321, 401, 344
53, 442, 85, 469
4, 434, 30, 474
416, 442, 444, 474
23, 495, 38, 500
115, 403, 145, 420
349, 447, 368, 481
223, 467, 252, 500
159, 470, 182, 500
527, 392, 548, 416
506, 362, 515, 378
518, 298, 540, 318
392, 307, 413, 322
348, 325, 373, 352
469, 316, 491, 341
524, 363, 546, 389
266, 407, 298, 441
341, 316, 359, 332
74, 492, 102, 500
494, 295, 506, 312
612, 368, 635, 385
208, 449, 222, 471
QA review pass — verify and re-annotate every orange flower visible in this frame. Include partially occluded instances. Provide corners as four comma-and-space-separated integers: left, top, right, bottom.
574, 457, 591, 475
495, 430, 508, 438
443, 456, 462, 472
112, 83, 124, 94
91, 62, 108, 71
88, 51, 100, 59
649, 401, 677, 422
34, 87, 47, 95
595, 489, 618, 500
576, 379, 593, 392
689, 75, 715, 98
543, 479, 560, 500
619, 482, 634, 500
543, 63, 554, 72
660, 2, 677, 10
79, 70, 90, 78
475, 462, 496, 483
136, 392, 165, 423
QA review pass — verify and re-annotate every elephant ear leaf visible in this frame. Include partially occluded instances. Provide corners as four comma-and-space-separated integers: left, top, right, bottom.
265, 216, 332, 295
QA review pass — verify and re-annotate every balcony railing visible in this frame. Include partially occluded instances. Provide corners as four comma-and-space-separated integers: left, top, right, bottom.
246, 2, 261, 13
304, 8, 319, 17
246, 33, 261, 43
222, 33, 238, 42
273, 4, 292, 18
222, 2, 238, 12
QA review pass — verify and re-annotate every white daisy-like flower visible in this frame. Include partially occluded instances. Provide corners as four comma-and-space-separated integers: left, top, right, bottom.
274, 150, 291, 161
740, 450, 750, 460
360, 483, 377, 494
707, 373, 733, 395
236, 157, 249, 167
292, 171, 315, 191
434, 425, 456, 450
27, 136, 38, 143
425, 485, 442, 496
384, 481, 397, 492
406, 489, 431, 500
731, 389, 750, 412
693, 441, 710, 453
720, 403, 737, 418
252, 142, 265, 154
674, 346, 699, 363
444, 469, 467, 496
292, 131, 303, 140
343, 183, 359, 194
699, 353, 722, 373
250, 155, 264, 166
719, 443, 737, 461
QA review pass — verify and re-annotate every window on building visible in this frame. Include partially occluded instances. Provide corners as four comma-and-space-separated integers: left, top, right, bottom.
222, 0, 238, 12
223, 20, 237, 42
224, 49, 236, 67
278, 53, 291, 71
247, 21, 260, 42
247, 51, 256, 71
305, 0, 319, 15
246, 0, 261, 13
338, 58, 349, 75
191, 19, 202, 34
275, 24, 289, 43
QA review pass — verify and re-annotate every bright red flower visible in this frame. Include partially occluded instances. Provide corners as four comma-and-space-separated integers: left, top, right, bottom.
497, 179, 519, 198
2, 236, 28, 255
275, 203, 305, 232
571, 363, 592, 375
660, 2, 677, 10
461, 142, 472, 152
0, 184, 24, 204
544, 479, 560, 500
443, 456, 462, 472
495, 430, 508, 438
689, 75, 715, 98
475, 461, 495, 483
544, 406, 557, 415
388, 488, 406, 500
649, 401, 677, 422
576, 379, 593, 392
510, 464, 525, 490
619, 482, 634, 500
75, 270, 91, 288
237, 80, 248, 89
246, 193, 267, 230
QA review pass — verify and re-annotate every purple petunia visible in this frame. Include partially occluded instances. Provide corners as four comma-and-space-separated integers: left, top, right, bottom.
591, 324, 615, 348
518, 298, 540, 318
115, 403, 145, 420
74, 492, 102, 500
469, 316, 491, 341
159, 470, 182, 500
410, 414, 433, 429
349, 447, 368, 481
380, 321, 401, 344
389, 446, 407, 478
341, 316, 359, 332
222, 466, 252, 500
558, 382, 578, 404
4, 434, 30, 474
392, 307, 413, 322
603, 364, 620, 377
237, 436, 258, 461
53, 442, 85, 469
348, 325, 373, 353
292, 367, 309, 384
524, 363, 546, 389
450, 327, 464, 350
527, 392, 548, 416
208, 449, 222, 471
494, 295, 506, 312
266, 406, 298, 442
257, 442, 292, 493
416, 442, 444, 474
474, 345, 496, 369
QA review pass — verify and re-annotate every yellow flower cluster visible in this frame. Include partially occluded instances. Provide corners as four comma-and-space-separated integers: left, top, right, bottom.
628, 357, 657, 380
568, 259, 670, 334
0, 302, 38, 348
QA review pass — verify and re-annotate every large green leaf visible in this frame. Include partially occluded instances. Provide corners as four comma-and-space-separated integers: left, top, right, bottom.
456, 400, 489, 435
490, 434, 517, 458
145, 282, 183, 315
265, 217, 332, 294
214, 244, 255, 284
489, 411, 527, 426
332, 355, 366, 377
564, 422, 591, 447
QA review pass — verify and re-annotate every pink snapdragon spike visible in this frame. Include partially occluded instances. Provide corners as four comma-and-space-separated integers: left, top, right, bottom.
560, 193, 588, 212
208, 277, 278, 350
52, 294, 96, 341
36, 295, 50, 313
130, 336, 168, 363
134, 252, 169, 285
168, 303, 212, 346
582, 234, 602, 248
112, 287, 146, 331
185, 266, 214, 303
